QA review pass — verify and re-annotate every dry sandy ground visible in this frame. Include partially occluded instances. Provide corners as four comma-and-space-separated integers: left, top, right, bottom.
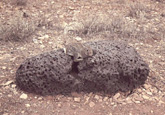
0, 0, 165, 115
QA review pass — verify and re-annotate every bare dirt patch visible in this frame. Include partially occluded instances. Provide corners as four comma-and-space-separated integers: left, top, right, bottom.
0, 0, 165, 115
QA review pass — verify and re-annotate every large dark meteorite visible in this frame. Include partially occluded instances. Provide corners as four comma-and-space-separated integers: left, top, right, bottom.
16, 40, 149, 95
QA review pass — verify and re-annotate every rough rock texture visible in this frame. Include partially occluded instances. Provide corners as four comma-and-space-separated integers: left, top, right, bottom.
78, 41, 149, 93
16, 49, 80, 95
16, 40, 149, 95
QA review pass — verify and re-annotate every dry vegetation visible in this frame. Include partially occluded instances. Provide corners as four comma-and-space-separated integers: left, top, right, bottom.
0, 12, 59, 42
0, 1, 164, 42
0, 0, 165, 114
0, 16, 36, 42
63, 2, 164, 42
127, 2, 150, 18
14, 0, 27, 6
152, 0, 165, 3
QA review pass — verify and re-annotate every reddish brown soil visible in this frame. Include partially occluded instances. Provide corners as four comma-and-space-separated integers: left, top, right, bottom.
0, 0, 165, 115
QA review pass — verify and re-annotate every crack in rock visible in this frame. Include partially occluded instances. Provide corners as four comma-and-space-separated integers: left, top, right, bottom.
16, 40, 149, 95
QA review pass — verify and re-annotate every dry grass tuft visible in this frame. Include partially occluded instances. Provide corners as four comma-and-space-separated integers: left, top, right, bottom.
127, 2, 150, 19
2, 0, 28, 6
64, 11, 164, 42
13, 0, 28, 6
152, 0, 165, 3
0, 16, 36, 42
64, 15, 137, 39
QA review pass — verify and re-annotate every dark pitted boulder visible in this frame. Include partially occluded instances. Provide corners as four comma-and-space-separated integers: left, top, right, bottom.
78, 41, 149, 94
16, 49, 81, 95
16, 40, 149, 95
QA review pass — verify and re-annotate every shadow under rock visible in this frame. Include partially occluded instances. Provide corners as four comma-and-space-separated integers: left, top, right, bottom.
16, 40, 149, 96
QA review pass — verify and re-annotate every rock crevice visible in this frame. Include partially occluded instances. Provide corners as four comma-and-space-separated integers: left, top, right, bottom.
16, 40, 149, 95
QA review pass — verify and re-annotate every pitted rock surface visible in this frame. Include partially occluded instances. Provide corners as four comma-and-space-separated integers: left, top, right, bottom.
16, 41, 149, 95
16, 49, 80, 95
78, 41, 149, 93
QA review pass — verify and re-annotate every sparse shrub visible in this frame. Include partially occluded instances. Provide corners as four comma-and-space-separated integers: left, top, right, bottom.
115, 0, 126, 4
107, 17, 126, 37
0, 16, 36, 42
64, 15, 137, 39
127, 2, 150, 18
14, 0, 27, 6
2, 0, 28, 6
80, 17, 107, 36
36, 15, 62, 31
64, 10, 164, 41
64, 16, 112, 37
37, 18, 54, 29
152, 0, 165, 3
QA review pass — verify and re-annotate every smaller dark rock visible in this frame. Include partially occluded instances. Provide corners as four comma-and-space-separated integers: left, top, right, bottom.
16, 49, 79, 95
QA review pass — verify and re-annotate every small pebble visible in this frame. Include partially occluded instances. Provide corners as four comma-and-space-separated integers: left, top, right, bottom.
142, 95, 150, 100
98, 99, 102, 102
103, 97, 108, 101
3, 80, 13, 86
89, 101, 95, 107
25, 104, 30, 107
94, 95, 100, 100
20, 93, 28, 99
74, 36, 82, 41
146, 91, 152, 95
143, 84, 151, 89
113, 93, 120, 100
134, 100, 141, 104
8, 94, 12, 97
11, 84, 16, 88
40, 45, 45, 48
38, 97, 43, 100
134, 96, 143, 101
74, 97, 81, 102
2, 66, 6, 69
33, 39, 38, 44
58, 103, 62, 107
